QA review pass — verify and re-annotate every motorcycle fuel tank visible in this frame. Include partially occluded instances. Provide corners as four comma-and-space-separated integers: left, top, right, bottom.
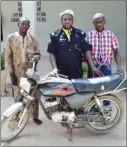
38, 77, 76, 97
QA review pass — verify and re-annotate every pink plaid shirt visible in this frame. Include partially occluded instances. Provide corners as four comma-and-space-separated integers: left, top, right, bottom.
87, 30, 119, 65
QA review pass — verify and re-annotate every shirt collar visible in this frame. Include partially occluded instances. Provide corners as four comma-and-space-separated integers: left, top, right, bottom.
62, 27, 72, 32
16, 31, 29, 37
95, 29, 106, 34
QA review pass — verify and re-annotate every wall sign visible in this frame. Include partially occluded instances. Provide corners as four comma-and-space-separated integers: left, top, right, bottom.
36, 1, 46, 22
11, 2, 22, 22
10, 1, 46, 23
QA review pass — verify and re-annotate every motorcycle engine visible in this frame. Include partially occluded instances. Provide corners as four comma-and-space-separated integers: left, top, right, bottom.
44, 97, 75, 123
44, 97, 62, 114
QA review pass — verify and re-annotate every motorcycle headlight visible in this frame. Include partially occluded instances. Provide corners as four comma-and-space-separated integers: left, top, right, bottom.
19, 77, 31, 93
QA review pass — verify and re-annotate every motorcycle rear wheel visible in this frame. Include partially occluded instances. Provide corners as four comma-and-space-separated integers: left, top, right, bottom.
84, 95, 124, 134
1, 108, 29, 142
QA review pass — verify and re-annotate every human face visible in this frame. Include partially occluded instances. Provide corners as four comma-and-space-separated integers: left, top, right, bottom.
93, 17, 105, 32
18, 20, 30, 34
61, 14, 73, 29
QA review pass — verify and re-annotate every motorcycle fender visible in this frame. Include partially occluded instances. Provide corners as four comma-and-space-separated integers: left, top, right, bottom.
2, 102, 23, 118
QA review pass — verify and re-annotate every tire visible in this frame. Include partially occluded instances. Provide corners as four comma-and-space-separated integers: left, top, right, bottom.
84, 95, 124, 134
1, 108, 29, 142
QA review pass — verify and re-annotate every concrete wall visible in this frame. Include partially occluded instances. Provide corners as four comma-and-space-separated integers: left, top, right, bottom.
1, 1, 22, 40
1, 1, 126, 57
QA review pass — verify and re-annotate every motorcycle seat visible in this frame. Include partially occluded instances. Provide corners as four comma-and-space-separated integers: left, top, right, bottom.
71, 73, 124, 92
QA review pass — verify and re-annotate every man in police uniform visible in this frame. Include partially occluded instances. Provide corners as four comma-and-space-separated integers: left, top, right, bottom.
47, 9, 103, 79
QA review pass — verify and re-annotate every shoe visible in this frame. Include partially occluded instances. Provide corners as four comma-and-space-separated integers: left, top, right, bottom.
33, 118, 42, 125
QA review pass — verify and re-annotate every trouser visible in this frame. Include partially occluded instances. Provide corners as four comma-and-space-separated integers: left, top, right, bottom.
1, 70, 7, 96
12, 84, 39, 119
88, 65, 112, 106
12, 61, 39, 118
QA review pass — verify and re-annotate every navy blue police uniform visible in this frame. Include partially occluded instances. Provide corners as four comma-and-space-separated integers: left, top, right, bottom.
47, 27, 92, 79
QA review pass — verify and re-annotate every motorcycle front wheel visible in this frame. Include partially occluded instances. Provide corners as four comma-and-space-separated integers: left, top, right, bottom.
84, 95, 124, 134
1, 107, 29, 142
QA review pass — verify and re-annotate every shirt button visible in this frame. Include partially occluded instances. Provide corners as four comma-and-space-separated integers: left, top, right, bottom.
69, 49, 71, 51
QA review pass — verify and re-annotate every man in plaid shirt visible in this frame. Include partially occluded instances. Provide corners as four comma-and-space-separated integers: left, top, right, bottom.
87, 13, 123, 107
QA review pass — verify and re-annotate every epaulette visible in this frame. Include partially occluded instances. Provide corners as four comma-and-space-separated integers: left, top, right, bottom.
75, 28, 86, 37
50, 29, 61, 37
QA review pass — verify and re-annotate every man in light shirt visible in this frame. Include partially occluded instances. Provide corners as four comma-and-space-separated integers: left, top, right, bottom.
87, 13, 123, 107
5, 17, 42, 125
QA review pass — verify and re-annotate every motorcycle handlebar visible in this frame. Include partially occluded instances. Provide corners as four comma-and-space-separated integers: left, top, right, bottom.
58, 74, 68, 79
46, 72, 68, 79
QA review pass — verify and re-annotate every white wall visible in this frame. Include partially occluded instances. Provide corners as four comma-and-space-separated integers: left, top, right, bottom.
1, 1, 22, 40
1, 1, 126, 57
1, 1, 22, 52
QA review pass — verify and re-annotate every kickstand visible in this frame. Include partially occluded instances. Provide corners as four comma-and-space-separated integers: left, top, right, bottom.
67, 123, 73, 142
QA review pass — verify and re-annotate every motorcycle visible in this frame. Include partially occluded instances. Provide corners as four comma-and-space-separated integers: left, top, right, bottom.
1, 53, 127, 142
